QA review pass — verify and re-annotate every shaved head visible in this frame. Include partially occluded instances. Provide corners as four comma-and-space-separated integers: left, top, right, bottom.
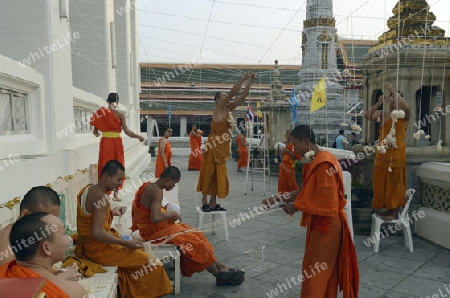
20, 186, 60, 214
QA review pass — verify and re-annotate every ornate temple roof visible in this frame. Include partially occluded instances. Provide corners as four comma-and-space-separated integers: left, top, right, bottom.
370, 0, 448, 52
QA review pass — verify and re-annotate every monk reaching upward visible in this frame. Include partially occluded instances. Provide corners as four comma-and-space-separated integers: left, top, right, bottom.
0, 212, 87, 298
0, 186, 81, 281
364, 82, 411, 220
131, 166, 245, 285
75, 160, 173, 298
284, 125, 359, 298
197, 71, 256, 212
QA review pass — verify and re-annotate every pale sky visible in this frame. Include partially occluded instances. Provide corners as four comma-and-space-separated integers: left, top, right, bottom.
137, 0, 450, 65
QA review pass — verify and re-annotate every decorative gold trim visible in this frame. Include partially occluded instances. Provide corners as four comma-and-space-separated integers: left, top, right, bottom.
64, 175, 73, 181
46, 183, 52, 188
303, 17, 335, 29
81, 168, 89, 174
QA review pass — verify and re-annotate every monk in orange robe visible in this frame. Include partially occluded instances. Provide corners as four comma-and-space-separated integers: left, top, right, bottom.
236, 131, 249, 172
188, 124, 203, 171
197, 71, 255, 212
364, 83, 411, 220
132, 166, 245, 285
0, 213, 87, 298
155, 127, 173, 178
284, 125, 359, 298
277, 129, 301, 194
0, 186, 80, 281
75, 160, 173, 298
90, 93, 145, 201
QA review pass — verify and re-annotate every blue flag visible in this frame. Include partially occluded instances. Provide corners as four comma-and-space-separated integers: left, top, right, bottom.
168, 104, 172, 120
288, 88, 298, 125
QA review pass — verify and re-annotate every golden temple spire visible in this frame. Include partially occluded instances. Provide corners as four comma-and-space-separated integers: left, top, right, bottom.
373, 0, 446, 50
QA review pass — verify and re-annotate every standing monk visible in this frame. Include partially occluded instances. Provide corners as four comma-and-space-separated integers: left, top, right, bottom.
155, 127, 173, 178
75, 160, 173, 298
188, 125, 203, 171
284, 125, 359, 298
364, 83, 411, 220
236, 131, 249, 172
90, 92, 145, 201
277, 129, 301, 194
131, 166, 245, 285
197, 71, 256, 212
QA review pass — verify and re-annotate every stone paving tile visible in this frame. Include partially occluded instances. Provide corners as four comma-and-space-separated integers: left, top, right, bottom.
413, 262, 450, 283
429, 252, 450, 267
139, 156, 450, 298
358, 263, 409, 290
359, 254, 425, 275
377, 243, 439, 262
392, 275, 450, 297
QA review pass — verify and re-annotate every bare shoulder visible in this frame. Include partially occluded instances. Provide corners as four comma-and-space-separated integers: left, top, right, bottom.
52, 275, 87, 298
140, 183, 157, 208
86, 185, 109, 212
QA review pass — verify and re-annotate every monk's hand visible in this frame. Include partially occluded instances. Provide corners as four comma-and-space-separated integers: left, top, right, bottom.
378, 95, 384, 105
244, 70, 253, 78
123, 239, 143, 250
260, 197, 275, 209
284, 202, 297, 215
56, 264, 82, 281
138, 136, 145, 142
112, 206, 126, 216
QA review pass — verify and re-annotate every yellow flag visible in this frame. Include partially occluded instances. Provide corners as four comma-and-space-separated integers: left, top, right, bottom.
310, 75, 327, 113
256, 101, 263, 117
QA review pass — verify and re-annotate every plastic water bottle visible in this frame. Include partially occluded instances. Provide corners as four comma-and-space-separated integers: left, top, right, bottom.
122, 235, 131, 240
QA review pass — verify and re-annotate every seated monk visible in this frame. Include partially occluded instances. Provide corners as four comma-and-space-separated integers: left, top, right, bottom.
0, 186, 80, 281
76, 159, 173, 298
131, 166, 245, 286
0, 212, 87, 298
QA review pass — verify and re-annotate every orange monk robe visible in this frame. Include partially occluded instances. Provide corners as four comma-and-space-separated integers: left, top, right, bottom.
131, 182, 216, 277
0, 260, 69, 298
294, 151, 359, 298
188, 131, 203, 170
75, 185, 173, 298
237, 135, 249, 169
155, 138, 172, 178
372, 118, 407, 209
197, 104, 232, 198
90, 107, 125, 188
278, 143, 301, 194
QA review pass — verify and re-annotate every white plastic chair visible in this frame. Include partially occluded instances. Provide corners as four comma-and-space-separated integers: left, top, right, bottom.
194, 183, 229, 241
371, 188, 416, 253
342, 171, 354, 240
134, 233, 181, 294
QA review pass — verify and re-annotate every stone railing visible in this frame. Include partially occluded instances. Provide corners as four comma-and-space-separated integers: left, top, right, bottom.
417, 162, 450, 213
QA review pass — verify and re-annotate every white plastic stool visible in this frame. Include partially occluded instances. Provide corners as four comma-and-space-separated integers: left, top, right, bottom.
342, 171, 354, 240
151, 244, 181, 295
371, 189, 416, 253
194, 183, 229, 241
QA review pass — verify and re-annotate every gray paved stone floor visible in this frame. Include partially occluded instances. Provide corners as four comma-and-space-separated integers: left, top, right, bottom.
118, 156, 450, 298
